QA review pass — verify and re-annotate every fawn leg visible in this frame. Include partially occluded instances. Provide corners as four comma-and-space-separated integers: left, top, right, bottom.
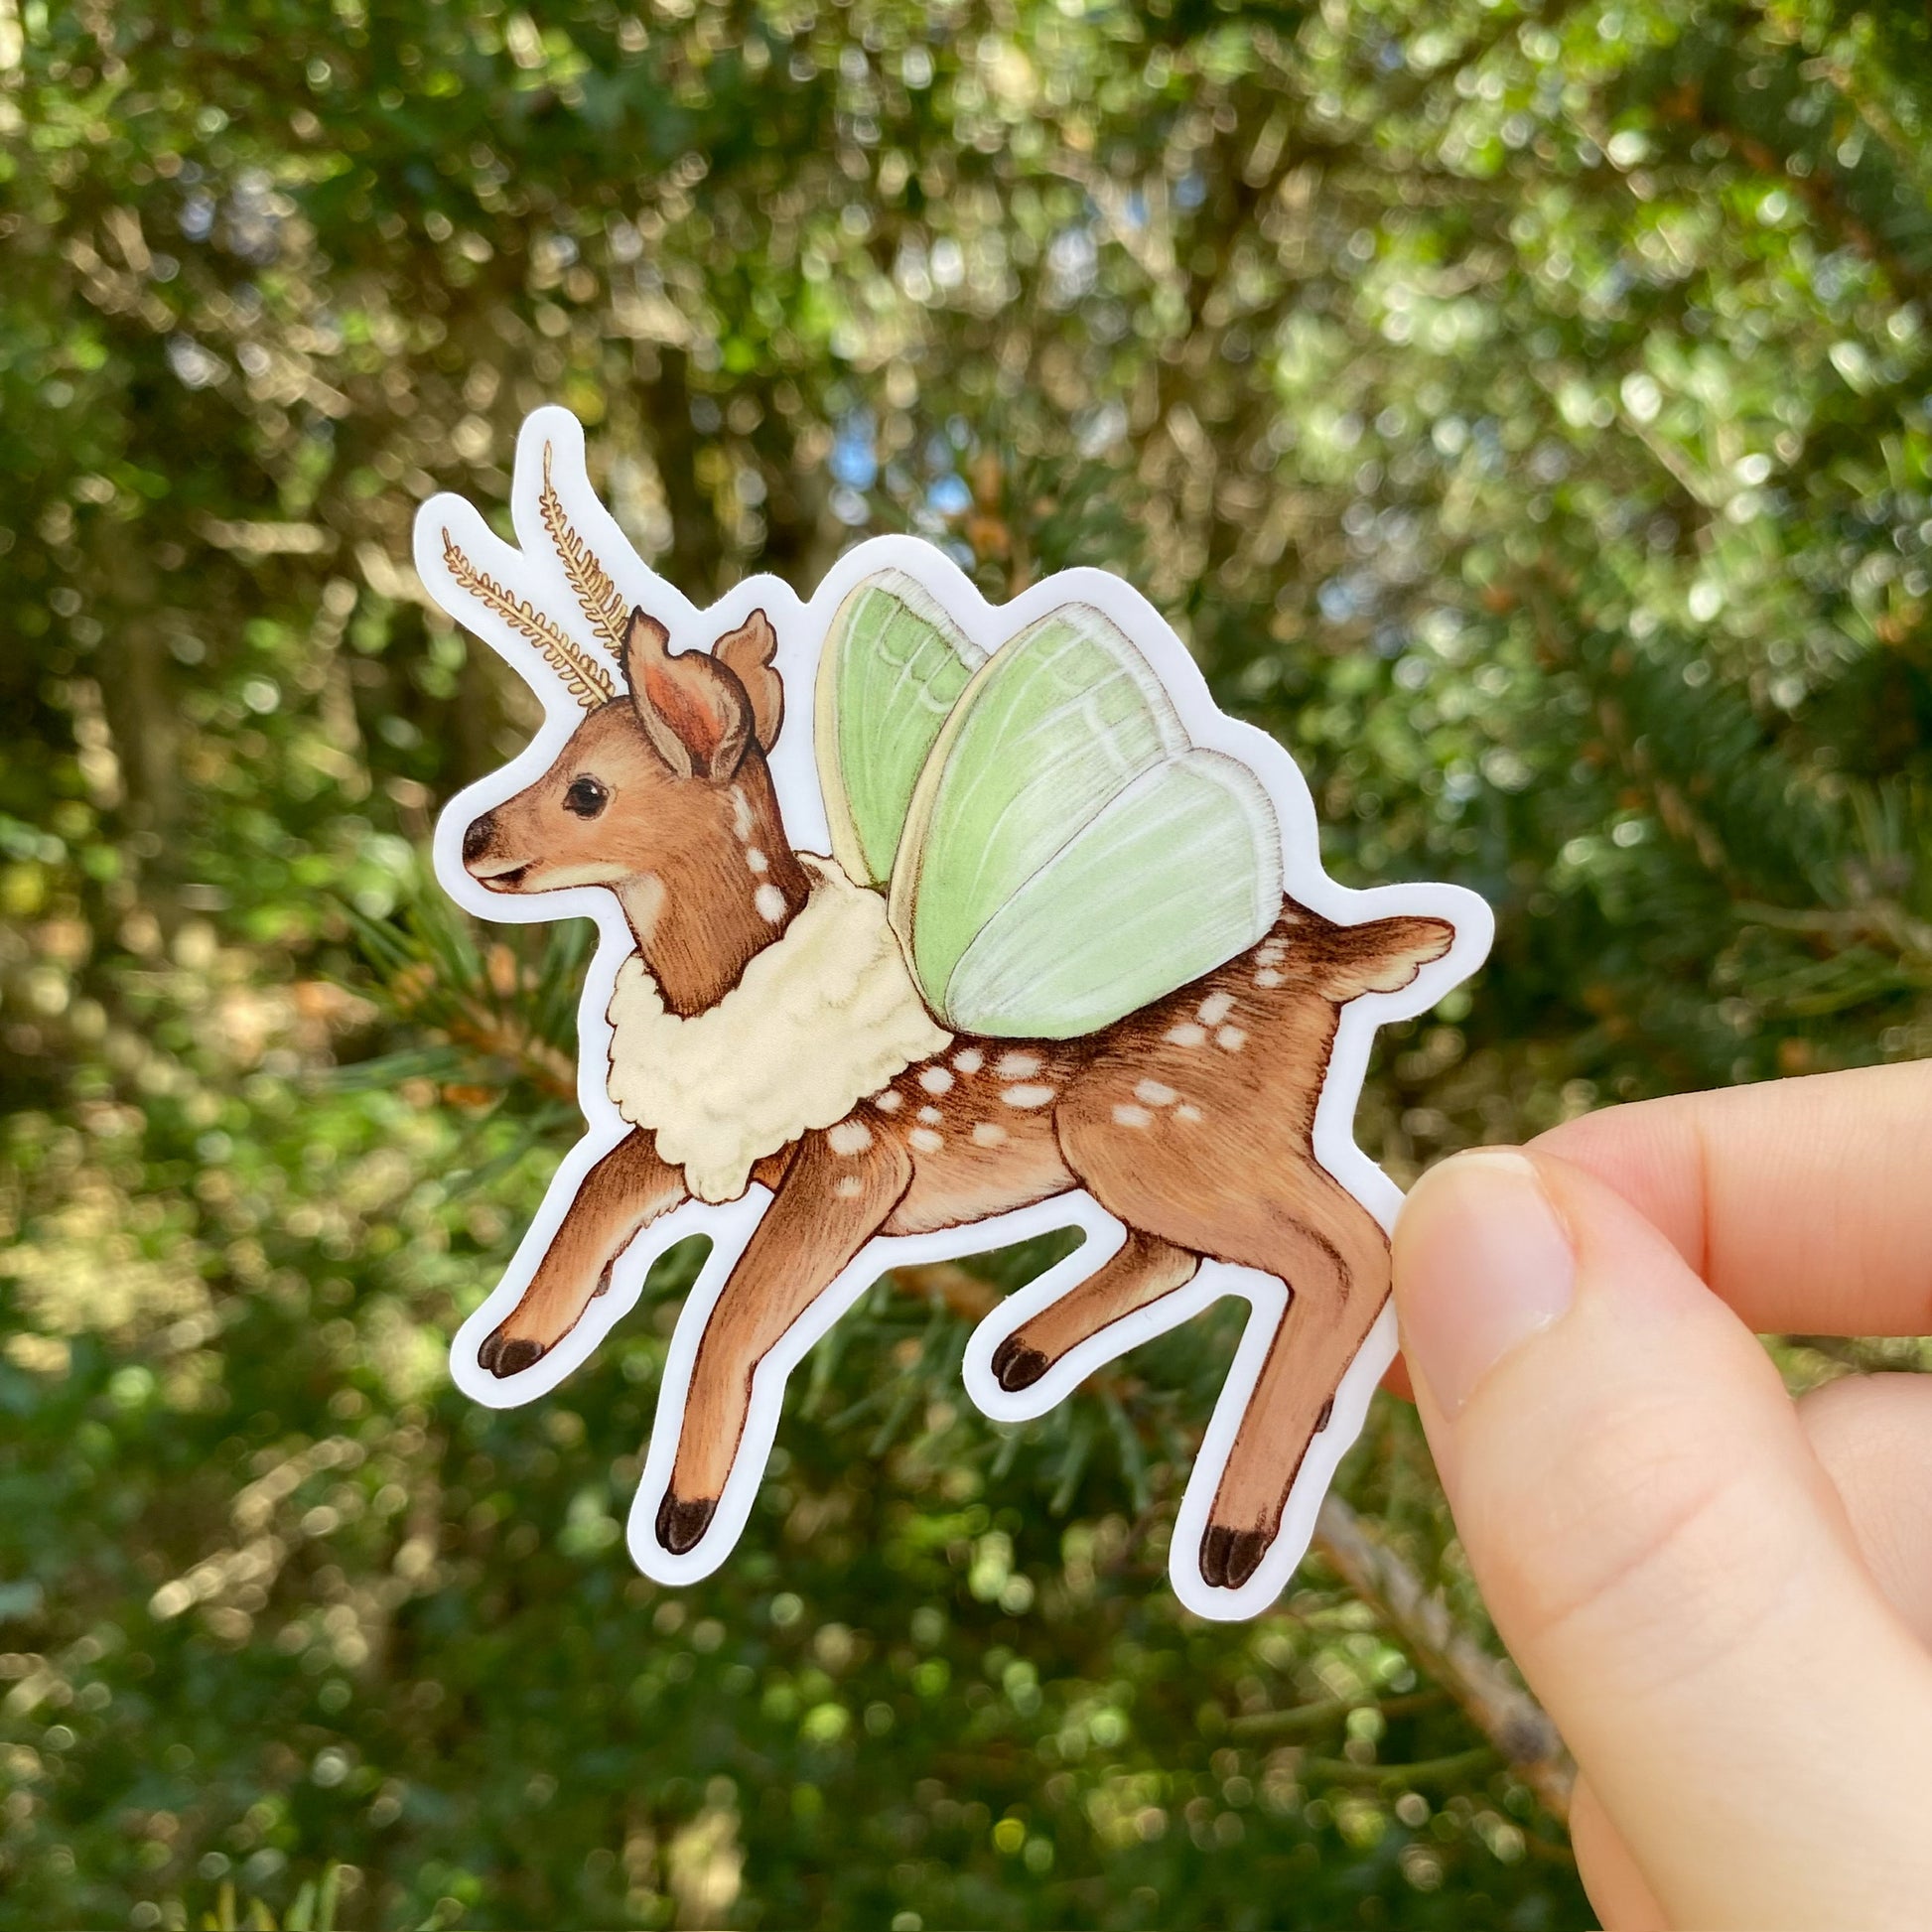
990, 1230, 1200, 1392
655, 1125, 911, 1555
1199, 1172, 1389, 1590
479, 1131, 686, 1377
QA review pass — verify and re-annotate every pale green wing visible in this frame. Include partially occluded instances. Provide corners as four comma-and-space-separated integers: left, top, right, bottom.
942, 753, 1282, 1035
815, 570, 985, 888
890, 602, 1283, 1037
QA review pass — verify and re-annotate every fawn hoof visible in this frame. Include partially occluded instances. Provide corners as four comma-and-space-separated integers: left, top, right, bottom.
479, 1331, 546, 1378
656, 1494, 717, 1556
991, 1335, 1050, 1393
1200, 1524, 1269, 1590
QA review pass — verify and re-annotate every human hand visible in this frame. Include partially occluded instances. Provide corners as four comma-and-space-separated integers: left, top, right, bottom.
1390, 1061, 1932, 1930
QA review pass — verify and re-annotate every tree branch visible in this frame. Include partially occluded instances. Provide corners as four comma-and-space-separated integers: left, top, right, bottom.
893, 1264, 1576, 1818
1312, 1494, 1576, 1820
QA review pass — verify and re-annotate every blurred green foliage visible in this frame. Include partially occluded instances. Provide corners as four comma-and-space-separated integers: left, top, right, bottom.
3, 0, 1929, 1926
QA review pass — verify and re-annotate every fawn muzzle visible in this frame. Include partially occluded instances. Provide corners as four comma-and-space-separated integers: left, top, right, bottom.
462, 810, 532, 889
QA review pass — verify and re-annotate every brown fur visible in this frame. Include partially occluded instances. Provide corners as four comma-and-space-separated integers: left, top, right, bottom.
465, 608, 1452, 1589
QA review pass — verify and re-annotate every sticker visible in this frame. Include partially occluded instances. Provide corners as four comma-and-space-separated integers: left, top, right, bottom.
418, 407, 1491, 1620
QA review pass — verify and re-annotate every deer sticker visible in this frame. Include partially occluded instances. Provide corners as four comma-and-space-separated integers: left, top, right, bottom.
420, 408, 1490, 1620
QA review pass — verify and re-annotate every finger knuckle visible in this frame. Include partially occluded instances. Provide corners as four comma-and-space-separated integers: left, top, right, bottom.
1476, 1407, 1797, 1695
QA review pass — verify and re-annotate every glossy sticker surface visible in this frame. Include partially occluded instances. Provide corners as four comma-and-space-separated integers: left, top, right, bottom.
420, 406, 1491, 1620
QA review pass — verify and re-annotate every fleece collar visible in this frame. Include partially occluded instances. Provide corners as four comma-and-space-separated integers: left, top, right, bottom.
606, 856, 951, 1203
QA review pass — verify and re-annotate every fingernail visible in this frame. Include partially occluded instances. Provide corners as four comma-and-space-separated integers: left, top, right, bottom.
1393, 1149, 1576, 1416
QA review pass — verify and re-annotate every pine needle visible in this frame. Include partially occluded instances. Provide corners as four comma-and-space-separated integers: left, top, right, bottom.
439, 526, 615, 707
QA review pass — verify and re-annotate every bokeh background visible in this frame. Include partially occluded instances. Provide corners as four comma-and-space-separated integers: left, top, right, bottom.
4, 1, 1931, 1926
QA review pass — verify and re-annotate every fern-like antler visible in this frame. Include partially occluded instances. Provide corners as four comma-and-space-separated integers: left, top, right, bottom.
439, 527, 617, 709
539, 442, 628, 658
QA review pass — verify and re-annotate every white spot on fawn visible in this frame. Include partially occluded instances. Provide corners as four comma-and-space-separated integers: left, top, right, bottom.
1166, 1023, 1207, 1047
1258, 939, 1287, 964
1001, 1083, 1055, 1109
1135, 1079, 1176, 1107
908, 1126, 943, 1153
729, 786, 755, 840
1112, 1103, 1153, 1129
1216, 1027, 1247, 1052
828, 1119, 873, 1156
994, 1050, 1041, 1079
1175, 1103, 1203, 1124
755, 884, 787, 924
952, 1047, 984, 1075
918, 1065, 954, 1094
835, 1175, 863, 1199
1255, 969, 1284, 988
971, 1122, 1007, 1148
873, 1090, 902, 1114
747, 847, 769, 874
1197, 991, 1235, 1026
622, 874, 667, 949
917, 1105, 943, 1125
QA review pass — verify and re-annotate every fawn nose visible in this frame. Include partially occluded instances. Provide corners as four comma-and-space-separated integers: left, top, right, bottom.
462, 813, 496, 867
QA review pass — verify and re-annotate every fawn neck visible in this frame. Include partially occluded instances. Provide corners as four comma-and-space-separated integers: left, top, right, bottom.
616, 757, 812, 1016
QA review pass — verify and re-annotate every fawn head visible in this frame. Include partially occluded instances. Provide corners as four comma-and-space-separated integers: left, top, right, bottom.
462, 608, 797, 965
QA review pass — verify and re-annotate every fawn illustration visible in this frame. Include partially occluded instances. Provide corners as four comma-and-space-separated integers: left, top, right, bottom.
421, 411, 1487, 1612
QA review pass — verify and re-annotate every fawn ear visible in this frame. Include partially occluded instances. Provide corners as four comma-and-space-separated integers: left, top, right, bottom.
714, 609, 783, 751
621, 607, 753, 781
1318, 916, 1455, 1002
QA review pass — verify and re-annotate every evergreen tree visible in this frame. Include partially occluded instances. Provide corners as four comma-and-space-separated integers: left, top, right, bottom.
2, 2, 1926, 1925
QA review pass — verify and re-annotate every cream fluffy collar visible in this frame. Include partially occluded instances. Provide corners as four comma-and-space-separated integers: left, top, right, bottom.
605, 856, 951, 1204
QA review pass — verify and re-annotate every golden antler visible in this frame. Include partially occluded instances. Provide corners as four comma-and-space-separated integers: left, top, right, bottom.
439, 527, 617, 710
539, 442, 629, 658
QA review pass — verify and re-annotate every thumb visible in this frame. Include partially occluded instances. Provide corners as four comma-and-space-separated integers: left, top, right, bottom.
1392, 1149, 1932, 1932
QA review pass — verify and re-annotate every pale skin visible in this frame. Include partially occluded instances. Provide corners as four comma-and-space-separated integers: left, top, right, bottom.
1390, 1058, 1932, 1931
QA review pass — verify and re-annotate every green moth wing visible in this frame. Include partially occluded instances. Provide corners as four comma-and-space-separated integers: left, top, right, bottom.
887, 600, 1284, 1037
814, 570, 985, 888
938, 751, 1283, 1036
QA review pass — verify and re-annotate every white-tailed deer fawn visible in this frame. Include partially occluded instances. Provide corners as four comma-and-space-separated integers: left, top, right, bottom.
459, 599, 1455, 1590
422, 412, 1486, 1613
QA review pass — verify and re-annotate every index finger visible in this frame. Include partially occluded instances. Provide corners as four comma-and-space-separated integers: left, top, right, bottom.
1532, 1059, 1932, 1339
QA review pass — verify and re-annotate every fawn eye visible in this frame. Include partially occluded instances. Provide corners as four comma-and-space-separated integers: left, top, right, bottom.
563, 774, 609, 819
